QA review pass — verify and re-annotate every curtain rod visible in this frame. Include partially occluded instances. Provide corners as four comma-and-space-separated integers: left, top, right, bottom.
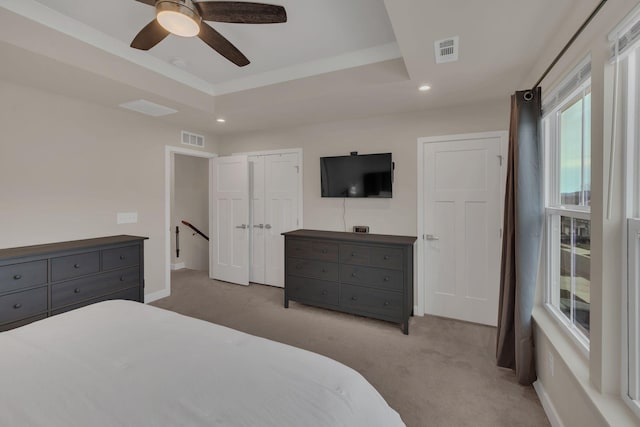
530, 0, 608, 93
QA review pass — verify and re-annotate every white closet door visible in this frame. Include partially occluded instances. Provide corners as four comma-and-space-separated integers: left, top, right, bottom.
264, 153, 299, 287
423, 136, 502, 325
249, 156, 266, 284
210, 155, 250, 285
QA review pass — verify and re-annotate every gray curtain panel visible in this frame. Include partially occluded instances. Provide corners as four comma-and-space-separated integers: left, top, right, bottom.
496, 88, 543, 385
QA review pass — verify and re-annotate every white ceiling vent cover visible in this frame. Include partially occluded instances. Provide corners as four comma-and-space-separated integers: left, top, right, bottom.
434, 36, 459, 64
181, 131, 205, 148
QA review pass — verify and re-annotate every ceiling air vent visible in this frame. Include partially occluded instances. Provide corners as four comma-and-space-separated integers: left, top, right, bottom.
181, 131, 205, 148
434, 36, 459, 64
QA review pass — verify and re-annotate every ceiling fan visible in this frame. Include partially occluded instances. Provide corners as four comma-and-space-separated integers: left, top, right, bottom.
131, 0, 287, 67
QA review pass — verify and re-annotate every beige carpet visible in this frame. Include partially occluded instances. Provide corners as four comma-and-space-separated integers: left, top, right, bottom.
152, 269, 550, 427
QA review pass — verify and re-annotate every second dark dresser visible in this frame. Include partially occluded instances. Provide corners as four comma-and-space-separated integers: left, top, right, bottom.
0, 235, 147, 331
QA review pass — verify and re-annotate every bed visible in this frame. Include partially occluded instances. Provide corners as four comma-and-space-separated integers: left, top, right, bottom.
0, 300, 405, 426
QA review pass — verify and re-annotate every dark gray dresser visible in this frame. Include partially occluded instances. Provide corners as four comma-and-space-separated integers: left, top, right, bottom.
0, 235, 147, 331
283, 229, 416, 334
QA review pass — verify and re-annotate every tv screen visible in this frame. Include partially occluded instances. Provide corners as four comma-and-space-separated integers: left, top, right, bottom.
320, 153, 393, 198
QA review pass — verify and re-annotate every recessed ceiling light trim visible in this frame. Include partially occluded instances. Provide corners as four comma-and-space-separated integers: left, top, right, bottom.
419, 85, 431, 91
216, 118, 226, 123
119, 99, 178, 117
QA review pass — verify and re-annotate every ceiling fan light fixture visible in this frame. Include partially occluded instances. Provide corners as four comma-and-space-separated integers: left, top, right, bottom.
156, 1, 201, 37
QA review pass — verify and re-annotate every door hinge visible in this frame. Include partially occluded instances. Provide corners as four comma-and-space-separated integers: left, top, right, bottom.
499, 228, 502, 238
295, 165, 299, 173
497, 155, 503, 166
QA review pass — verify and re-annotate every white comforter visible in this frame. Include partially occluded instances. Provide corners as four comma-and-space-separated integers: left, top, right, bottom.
0, 300, 405, 427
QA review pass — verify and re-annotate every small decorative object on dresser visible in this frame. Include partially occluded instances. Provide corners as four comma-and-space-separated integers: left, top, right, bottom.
0, 235, 147, 331
283, 229, 416, 334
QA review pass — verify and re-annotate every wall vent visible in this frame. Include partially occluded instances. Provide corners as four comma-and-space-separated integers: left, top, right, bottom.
434, 36, 459, 64
181, 131, 205, 148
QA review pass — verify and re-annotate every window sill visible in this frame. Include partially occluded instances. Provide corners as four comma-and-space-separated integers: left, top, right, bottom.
532, 305, 639, 427
542, 302, 590, 358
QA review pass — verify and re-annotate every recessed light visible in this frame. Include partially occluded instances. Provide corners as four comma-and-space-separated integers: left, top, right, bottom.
419, 85, 431, 92
216, 118, 226, 123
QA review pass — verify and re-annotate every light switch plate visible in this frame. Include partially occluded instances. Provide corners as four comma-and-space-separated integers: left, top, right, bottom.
117, 212, 138, 224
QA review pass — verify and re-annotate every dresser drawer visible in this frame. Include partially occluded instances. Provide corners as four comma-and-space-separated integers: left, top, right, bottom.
51, 287, 141, 316
340, 265, 403, 292
0, 260, 47, 293
287, 239, 338, 262
340, 284, 403, 320
286, 276, 339, 306
286, 259, 339, 282
51, 251, 100, 282
340, 244, 370, 266
51, 266, 139, 309
370, 247, 403, 270
0, 287, 47, 325
102, 245, 140, 270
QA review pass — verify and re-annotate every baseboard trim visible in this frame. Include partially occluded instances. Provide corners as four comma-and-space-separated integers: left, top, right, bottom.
533, 380, 564, 427
144, 288, 170, 304
171, 262, 185, 270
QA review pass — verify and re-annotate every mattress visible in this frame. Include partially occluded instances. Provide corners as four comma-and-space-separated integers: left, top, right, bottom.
0, 300, 405, 427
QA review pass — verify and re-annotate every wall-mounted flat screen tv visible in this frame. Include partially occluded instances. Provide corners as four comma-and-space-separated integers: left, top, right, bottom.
320, 153, 393, 198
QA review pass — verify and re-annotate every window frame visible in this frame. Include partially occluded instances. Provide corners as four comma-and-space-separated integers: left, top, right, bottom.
543, 76, 592, 353
622, 46, 640, 418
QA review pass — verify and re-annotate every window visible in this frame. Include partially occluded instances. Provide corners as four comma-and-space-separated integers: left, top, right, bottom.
542, 59, 592, 346
611, 6, 640, 416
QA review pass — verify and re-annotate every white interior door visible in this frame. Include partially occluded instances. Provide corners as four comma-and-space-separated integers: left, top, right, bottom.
422, 135, 503, 326
264, 153, 299, 287
249, 152, 300, 288
210, 155, 249, 285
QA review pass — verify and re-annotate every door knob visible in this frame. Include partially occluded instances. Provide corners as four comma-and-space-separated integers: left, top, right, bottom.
264, 224, 272, 229
425, 234, 440, 241
253, 224, 264, 228
235, 224, 247, 229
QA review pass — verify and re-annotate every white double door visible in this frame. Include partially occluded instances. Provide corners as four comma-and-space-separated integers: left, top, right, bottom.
421, 132, 506, 326
210, 152, 300, 287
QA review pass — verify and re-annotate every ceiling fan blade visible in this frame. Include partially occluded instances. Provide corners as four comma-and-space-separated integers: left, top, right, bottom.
196, 2, 287, 24
130, 19, 170, 50
198, 22, 250, 66
134, 0, 156, 6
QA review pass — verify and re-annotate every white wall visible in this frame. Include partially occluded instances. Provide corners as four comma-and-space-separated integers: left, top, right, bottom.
218, 99, 509, 236
172, 154, 209, 271
0, 79, 218, 297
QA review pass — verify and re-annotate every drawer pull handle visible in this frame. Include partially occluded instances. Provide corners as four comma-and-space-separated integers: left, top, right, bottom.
74, 288, 81, 294
74, 263, 80, 269
351, 252, 356, 257
13, 274, 22, 280
384, 255, 390, 260
384, 301, 390, 306
120, 276, 126, 282
321, 290, 328, 296
13, 303, 22, 309
322, 268, 327, 273
351, 272, 357, 277
120, 255, 126, 260
384, 276, 390, 282
321, 249, 327, 254
351, 296, 358, 301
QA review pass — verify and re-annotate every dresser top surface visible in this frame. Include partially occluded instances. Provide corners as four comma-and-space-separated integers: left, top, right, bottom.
0, 235, 148, 260
282, 229, 416, 245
